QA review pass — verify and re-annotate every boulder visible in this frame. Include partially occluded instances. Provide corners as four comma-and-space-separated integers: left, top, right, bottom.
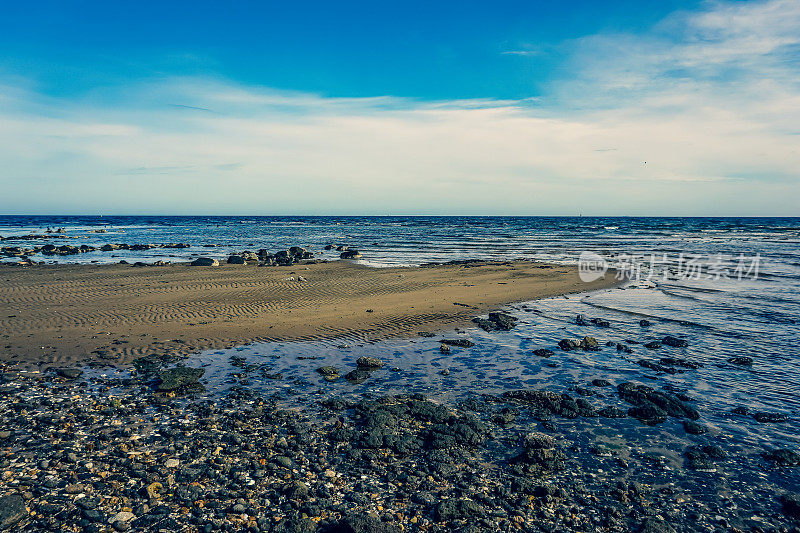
191, 257, 219, 266
340, 249, 362, 259
227, 255, 246, 264
662, 335, 688, 348
356, 357, 385, 369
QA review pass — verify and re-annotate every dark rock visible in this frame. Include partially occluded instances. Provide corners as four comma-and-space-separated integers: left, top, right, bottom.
440, 339, 474, 348
434, 498, 484, 522
639, 319, 652, 327
639, 518, 676, 533
226, 255, 246, 264
340, 250, 362, 259
683, 420, 707, 435
156, 367, 204, 392
0, 493, 26, 530
762, 449, 800, 466
335, 512, 401, 533
591, 379, 611, 387
727, 356, 753, 366
533, 348, 554, 358
644, 341, 661, 350
575, 314, 588, 326
598, 406, 627, 418
780, 493, 800, 519
558, 339, 579, 351
316, 367, 339, 381
356, 357, 384, 369
580, 336, 600, 351
345, 370, 372, 384
662, 336, 688, 348
618, 382, 698, 425
190, 257, 219, 266
56, 367, 83, 379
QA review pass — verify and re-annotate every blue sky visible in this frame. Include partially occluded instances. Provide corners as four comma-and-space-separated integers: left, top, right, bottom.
0, 0, 798, 215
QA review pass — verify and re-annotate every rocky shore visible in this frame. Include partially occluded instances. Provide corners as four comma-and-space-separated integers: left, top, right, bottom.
1, 316, 798, 533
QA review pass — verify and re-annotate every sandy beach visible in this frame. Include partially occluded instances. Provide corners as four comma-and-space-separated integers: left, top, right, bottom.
0, 260, 617, 366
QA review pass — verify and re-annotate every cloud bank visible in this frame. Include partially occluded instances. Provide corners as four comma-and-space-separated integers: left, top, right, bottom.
0, 0, 798, 215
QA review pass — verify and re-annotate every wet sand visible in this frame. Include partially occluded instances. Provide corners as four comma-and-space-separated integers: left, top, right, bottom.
0, 260, 617, 366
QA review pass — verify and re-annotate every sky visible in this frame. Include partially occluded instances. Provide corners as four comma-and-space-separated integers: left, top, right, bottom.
0, 0, 798, 216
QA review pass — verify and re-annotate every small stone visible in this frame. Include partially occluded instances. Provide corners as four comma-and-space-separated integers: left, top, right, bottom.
164, 458, 179, 468
0, 493, 26, 530
356, 357, 384, 369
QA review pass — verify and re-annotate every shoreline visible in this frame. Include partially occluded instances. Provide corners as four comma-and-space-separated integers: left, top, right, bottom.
0, 260, 620, 367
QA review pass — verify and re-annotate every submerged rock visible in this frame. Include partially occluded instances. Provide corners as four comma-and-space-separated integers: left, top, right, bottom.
356, 357, 385, 369
533, 348, 554, 358
727, 356, 753, 366
762, 449, 800, 466
440, 339, 475, 348
662, 335, 689, 348
156, 367, 204, 392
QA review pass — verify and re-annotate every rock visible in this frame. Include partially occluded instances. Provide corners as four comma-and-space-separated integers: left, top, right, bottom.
762, 448, 800, 466
164, 458, 180, 468
683, 420, 707, 435
336, 512, 401, 533
156, 367, 204, 392
439, 343, 450, 354
781, 493, 800, 519
617, 382, 699, 425
226, 255, 246, 264
340, 250, 362, 259
440, 339, 474, 348
0, 493, 26, 530
580, 336, 599, 351
644, 341, 661, 350
558, 339, 579, 351
639, 517, 676, 533
435, 498, 484, 522
639, 319, 652, 327
345, 369, 371, 384
590, 318, 611, 328
591, 379, 611, 387
533, 348, 554, 358
753, 412, 788, 423
146, 482, 163, 500
356, 357, 384, 369
727, 356, 753, 366
662, 336, 688, 348
488, 312, 518, 330
316, 366, 340, 381
575, 314, 588, 326
56, 367, 83, 379
190, 257, 219, 266
111, 511, 135, 524
283, 480, 309, 500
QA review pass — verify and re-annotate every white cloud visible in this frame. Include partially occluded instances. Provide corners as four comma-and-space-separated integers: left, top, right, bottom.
0, 0, 798, 215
